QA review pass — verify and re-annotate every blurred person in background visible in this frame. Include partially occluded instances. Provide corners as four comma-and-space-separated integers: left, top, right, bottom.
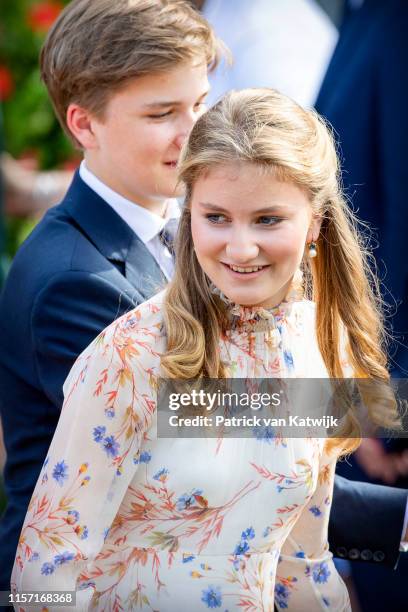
1, 153, 72, 218
196, 0, 338, 108
315, 0, 408, 609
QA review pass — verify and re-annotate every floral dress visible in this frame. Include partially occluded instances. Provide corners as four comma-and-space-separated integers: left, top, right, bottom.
11, 283, 351, 611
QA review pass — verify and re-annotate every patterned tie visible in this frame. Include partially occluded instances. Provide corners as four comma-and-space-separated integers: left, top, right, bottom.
158, 222, 176, 257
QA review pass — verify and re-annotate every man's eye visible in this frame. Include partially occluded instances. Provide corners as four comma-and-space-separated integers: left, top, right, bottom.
257, 216, 282, 226
147, 110, 173, 119
205, 214, 227, 224
194, 102, 207, 112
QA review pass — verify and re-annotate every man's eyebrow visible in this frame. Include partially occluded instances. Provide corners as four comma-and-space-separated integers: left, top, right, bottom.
198, 202, 291, 213
141, 91, 210, 110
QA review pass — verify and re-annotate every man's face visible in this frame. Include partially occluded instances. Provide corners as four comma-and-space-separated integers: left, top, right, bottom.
86, 61, 209, 214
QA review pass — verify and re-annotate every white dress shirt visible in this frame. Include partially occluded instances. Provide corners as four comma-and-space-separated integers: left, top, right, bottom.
79, 161, 180, 280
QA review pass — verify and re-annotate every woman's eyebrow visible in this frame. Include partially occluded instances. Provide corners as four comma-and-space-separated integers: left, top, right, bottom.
198, 202, 290, 213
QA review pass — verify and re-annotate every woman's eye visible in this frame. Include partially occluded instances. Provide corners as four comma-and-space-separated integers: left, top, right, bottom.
205, 214, 227, 224
147, 110, 173, 119
257, 216, 282, 226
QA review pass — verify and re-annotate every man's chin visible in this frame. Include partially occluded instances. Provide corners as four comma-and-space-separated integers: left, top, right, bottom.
167, 181, 185, 199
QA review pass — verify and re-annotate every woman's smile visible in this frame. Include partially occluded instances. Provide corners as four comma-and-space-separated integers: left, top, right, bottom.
221, 262, 271, 278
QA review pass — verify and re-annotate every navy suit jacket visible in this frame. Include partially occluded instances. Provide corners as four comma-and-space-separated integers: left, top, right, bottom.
0, 172, 406, 590
315, 0, 408, 375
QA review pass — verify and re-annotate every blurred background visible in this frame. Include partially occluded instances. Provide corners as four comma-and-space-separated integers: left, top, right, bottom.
1, 1, 407, 610
0, 0, 77, 274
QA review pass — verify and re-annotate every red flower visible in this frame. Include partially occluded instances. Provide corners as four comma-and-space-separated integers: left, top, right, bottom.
0, 65, 14, 100
27, 2, 63, 33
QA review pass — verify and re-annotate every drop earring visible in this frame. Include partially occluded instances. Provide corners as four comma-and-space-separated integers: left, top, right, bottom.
308, 241, 317, 258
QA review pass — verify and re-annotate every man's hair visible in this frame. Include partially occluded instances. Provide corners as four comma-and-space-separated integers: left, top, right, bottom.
40, 0, 220, 141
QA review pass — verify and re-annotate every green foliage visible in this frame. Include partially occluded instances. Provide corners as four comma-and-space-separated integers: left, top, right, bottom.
0, 1, 75, 259
0, 0, 73, 168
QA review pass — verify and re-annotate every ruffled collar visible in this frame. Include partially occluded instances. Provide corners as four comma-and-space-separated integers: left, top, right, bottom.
211, 269, 305, 329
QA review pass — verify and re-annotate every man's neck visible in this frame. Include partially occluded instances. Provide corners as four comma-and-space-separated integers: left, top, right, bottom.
82, 158, 168, 218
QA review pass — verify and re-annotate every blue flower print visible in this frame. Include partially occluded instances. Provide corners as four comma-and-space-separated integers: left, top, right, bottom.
312, 561, 331, 584
275, 582, 290, 609
93, 425, 106, 442
234, 540, 250, 556
253, 425, 275, 443
105, 407, 115, 419
28, 552, 40, 562
41, 562, 55, 575
78, 581, 96, 591
182, 554, 195, 563
295, 551, 306, 558
67, 509, 80, 524
309, 505, 322, 517
133, 450, 152, 465
201, 585, 222, 608
283, 350, 294, 370
176, 489, 203, 511
102, 435, 120, 458
54, 551, 75, 566
139, 451, 152, 464
153, 468, 169, 482
241, 527, 255, 540
52, 460, 68, 486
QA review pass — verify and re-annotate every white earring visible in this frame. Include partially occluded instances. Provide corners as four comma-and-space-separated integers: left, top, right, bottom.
308, 241, 317, 258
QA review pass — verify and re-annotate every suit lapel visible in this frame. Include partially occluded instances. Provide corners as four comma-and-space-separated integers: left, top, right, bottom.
62, 171, 167, 300
125, 233, 167, 300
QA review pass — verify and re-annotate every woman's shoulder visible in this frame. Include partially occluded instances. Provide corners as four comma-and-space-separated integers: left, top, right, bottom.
67, 291, 166, 373
63, 290, 167, 400
103, 289, 167, 341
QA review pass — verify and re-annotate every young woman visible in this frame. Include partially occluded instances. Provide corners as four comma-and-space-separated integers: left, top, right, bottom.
12, 89, 396, 611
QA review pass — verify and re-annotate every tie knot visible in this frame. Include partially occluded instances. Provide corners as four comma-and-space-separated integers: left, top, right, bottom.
159, 227, 175, 256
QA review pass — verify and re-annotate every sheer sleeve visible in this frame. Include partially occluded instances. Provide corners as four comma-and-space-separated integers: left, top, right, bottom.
11, 310, 158, 611
275, 443, 351, 611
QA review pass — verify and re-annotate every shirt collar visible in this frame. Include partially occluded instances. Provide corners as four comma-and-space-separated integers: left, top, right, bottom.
79, 160, 180, 244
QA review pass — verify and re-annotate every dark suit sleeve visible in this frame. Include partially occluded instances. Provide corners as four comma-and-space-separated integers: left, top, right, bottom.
329, 475, 407, 568
31, 270, 141, 407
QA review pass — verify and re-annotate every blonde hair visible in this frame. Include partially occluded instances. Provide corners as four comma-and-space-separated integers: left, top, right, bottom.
162, 88, 398, 454
40, 0, 221, 145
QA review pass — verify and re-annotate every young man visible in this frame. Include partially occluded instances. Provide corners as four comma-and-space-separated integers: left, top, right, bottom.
0, 0, 218, 590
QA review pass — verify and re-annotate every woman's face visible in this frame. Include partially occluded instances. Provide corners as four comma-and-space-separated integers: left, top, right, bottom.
190, 162, 320, 308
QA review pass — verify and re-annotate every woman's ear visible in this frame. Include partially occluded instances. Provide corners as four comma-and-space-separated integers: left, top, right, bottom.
307, 215, 323, 243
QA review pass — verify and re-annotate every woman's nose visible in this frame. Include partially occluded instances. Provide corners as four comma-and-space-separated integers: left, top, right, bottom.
226, 231, 259, 263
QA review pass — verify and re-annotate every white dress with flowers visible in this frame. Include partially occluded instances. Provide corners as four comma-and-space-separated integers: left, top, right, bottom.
11, 284, 351, 611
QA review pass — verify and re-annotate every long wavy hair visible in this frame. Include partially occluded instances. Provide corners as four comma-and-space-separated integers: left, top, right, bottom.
161, 88, 398, 453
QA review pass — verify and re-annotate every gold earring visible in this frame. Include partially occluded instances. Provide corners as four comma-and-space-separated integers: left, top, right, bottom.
308, 241, 317, 258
